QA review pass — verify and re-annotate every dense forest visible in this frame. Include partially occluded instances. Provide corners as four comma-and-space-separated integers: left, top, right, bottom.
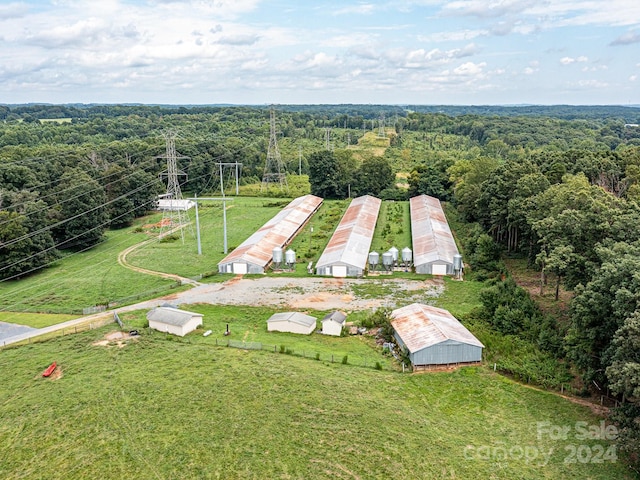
1, 103, 640, 467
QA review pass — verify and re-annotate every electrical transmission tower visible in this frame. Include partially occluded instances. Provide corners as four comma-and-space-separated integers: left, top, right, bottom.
158, 131, 192, 241
378, 113, 386, 138
261, 108, 288, 192
325, 127, 332, 151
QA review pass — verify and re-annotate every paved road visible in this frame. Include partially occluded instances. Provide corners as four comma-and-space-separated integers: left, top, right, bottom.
0, 322, 37, 342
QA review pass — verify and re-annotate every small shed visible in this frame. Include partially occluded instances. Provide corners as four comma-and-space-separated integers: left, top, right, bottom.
267, 312, 317, 335
147, 306, 203, 337
391, 303, 483, 368
321, 311, 347, 336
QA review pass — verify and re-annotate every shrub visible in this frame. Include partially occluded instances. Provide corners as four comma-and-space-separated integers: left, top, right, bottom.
341, 355, 348, 365
374, 362, 382, 370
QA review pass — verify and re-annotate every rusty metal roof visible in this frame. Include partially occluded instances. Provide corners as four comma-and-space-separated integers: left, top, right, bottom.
391, 303, 484, 352
410, 195, 459, 266
218, 194, 323, 269
315, 195, 381, 271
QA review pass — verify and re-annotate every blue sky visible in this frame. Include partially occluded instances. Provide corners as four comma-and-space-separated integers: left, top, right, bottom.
1, 0, 639, 105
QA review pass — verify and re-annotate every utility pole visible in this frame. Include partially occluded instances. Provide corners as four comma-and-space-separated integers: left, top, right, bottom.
215, 162, 242, 196
188, 197, 234, 255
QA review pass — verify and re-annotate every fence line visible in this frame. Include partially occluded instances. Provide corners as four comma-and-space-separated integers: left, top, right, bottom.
207, 336, 387, 371
1, 315, 115, 349
82, 305, 107, 315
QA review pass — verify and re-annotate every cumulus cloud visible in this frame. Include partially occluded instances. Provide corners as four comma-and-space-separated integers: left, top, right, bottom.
440, 0, 537, 19
560, 56, 588, 65
334, 3, 376, 16
215, 34, 260, 46
0, 2, 29, 20
419, 29, 487, 42
453, 61, 486, 76
610, 31, 640, 46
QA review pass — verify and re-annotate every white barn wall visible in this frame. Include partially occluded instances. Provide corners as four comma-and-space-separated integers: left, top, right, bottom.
268, 320, 315, 335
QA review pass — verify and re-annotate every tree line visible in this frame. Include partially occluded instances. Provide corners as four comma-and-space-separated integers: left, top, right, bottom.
1, 104, 640, 465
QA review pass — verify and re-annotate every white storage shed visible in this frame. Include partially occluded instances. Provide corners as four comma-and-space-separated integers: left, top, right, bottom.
321, 311, 347, 336
267, 312, 317, 335
147, 306, 203, 337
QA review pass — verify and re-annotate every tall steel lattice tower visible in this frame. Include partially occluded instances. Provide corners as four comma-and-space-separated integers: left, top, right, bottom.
261, 108, 288, 192
159, 131, 192, 240
378, 113, 386, 138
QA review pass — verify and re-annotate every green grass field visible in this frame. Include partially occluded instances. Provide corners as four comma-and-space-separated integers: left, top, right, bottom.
0, 312, 78, 329
126, 198, 286, 278
0, 218, 175, 315
0, 326, 631, 479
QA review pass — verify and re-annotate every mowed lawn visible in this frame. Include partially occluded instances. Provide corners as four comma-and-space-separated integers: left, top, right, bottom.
0, 223, 174, 315
126, 197, 287, 278
0, 327, 631, 480
0, 312, 78, 329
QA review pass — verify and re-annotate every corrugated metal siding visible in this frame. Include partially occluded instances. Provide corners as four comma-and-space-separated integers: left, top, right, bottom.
218, 194, 323, 273
411, 339, 482, 366
410, 195, 459, 274
391, 303, 483, 366
315, 195, 381, 276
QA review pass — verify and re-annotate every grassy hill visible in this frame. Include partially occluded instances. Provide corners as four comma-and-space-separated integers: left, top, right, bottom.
0, 325, 631, 479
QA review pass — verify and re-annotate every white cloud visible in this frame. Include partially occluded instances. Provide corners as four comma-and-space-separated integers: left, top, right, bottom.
333, 3, 376, 16
610, 31, 640, 46
560, 56, 588, 65
453, 61, 486, 76
418, 29, 487, 42
321, 32, 377, 48
0, 2, 29, 20
440, 0, 536, 19
576, 79, 609, 88
215, 34, 260, 46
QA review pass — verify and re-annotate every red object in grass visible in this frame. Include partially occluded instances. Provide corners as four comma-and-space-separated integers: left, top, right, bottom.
42, 362, 56, 377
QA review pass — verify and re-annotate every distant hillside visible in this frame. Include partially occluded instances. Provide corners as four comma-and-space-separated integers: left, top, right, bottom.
2, 103, 640, 122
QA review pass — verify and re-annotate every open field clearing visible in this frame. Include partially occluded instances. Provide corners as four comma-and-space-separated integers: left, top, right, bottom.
0, 326, 630, 479
0, 220, 175, 315
0, 312, 77, 329
126, 197, 286, 278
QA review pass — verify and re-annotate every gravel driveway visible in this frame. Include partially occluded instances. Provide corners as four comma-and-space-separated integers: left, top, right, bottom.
122, 275, 445, 312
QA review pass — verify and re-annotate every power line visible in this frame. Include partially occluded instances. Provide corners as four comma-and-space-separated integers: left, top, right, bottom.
157, 131, 192, 241
261, 107, 287, 192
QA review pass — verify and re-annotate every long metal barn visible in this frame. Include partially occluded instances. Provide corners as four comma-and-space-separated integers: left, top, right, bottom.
315, 195, 381, 278
217, 194, 323, 274
410, 194, 460, 275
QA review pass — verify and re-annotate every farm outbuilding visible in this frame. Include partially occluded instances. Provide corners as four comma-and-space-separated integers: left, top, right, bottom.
267, 312, 317, 335
218, 194, 323, 274
315, 195, 381, 277
410, 195, 460, 275
391, 303, 483, 368
321, 311, 347, 336
147, 306, 203, 337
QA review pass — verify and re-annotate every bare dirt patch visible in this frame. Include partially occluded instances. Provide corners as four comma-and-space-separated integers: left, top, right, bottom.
93, 331, 137, 349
